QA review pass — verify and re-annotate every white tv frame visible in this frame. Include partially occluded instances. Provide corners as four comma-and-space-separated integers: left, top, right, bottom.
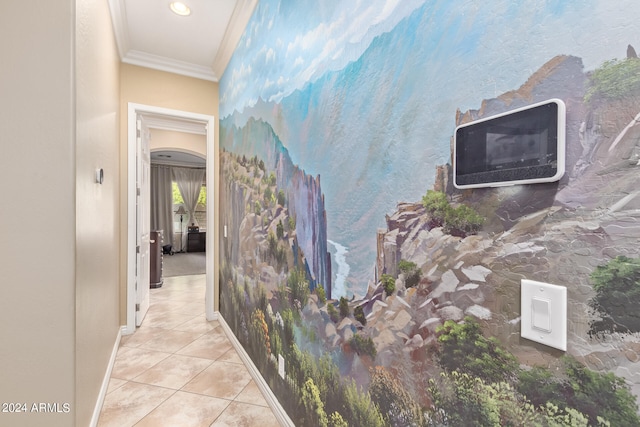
453, 98, 566, 189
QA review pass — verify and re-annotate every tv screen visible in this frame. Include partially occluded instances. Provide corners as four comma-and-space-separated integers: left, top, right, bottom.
454, 99, 565, 189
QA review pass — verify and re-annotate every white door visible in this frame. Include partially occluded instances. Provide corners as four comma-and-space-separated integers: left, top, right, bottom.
136, 116, 151, 326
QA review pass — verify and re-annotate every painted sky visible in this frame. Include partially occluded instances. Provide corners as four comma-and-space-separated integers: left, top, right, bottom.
221, 0, 639, 118
221, 0, 426, 116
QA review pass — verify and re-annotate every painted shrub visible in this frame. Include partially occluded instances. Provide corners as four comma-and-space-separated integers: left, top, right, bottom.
219, 1, 640, 425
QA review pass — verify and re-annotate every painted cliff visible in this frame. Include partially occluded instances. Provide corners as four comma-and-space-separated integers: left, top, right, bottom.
220, 118, 331, 298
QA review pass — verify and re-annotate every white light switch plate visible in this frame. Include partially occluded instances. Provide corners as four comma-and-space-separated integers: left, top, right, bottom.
521, 279, 567, 351
278, 354, 285, 379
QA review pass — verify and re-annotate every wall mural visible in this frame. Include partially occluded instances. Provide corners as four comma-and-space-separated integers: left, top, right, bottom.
219, 1, 640, 425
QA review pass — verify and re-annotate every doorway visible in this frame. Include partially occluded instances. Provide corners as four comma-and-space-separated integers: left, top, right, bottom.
152, 149, 207, 277
125, 103, 216, 334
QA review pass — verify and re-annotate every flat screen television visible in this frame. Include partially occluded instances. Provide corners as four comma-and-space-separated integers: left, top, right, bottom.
453, 99, 566, 189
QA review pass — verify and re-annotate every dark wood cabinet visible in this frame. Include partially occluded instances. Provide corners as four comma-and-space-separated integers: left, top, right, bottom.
187, 232, 206, 252
150, 230, 163, 288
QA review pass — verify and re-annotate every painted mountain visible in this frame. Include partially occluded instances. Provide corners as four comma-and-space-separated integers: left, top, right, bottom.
220, 1, 640, 299
222, 4, 455, 297
219, 54, 640, 425
218, 1, 640, 424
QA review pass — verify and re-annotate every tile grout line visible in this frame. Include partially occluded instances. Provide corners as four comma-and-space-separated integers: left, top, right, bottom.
99, 275, 281, 426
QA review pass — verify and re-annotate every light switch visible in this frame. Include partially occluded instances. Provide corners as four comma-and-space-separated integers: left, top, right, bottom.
278, 354, 285, 379
521, 279, 567, 351
532, 297, 551, 332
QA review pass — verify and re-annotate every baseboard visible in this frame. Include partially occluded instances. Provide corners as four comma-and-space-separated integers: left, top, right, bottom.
89, 326, 123, 427
217, 313, 294, 427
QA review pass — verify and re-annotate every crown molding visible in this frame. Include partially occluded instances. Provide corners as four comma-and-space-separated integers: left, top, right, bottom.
123, 50, 219, 82
142, 112, 207, 135
212, 0, 259, 80
108, 0, 256, 83
108, 0, 130, 59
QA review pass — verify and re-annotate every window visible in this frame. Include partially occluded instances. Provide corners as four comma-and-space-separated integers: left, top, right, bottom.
172, 182, 207, 230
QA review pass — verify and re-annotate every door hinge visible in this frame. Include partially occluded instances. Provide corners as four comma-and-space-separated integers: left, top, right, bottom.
135, 303, 140, 312
136, 245, 140, 254
136, 187, 141, 196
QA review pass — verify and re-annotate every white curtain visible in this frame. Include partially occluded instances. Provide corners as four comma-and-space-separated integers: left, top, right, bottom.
173, 166, 205, 250
150, 164, 174, 248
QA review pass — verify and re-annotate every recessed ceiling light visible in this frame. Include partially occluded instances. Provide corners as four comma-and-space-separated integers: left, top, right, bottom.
170, 2, 191, 16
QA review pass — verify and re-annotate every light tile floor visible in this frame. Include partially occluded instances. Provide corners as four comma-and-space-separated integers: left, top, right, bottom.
97, 274, 281, 427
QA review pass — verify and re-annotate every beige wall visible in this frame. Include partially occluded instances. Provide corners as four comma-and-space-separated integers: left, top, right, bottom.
119, 64, 219, 321
75, 0, 121, 425
150, 129, 207, 157
0, 1, 120, 426
0, 2, 75, 426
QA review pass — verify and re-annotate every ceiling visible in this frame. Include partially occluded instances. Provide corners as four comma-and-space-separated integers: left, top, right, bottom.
110, 1, 258, 166
108, 0, 258, 82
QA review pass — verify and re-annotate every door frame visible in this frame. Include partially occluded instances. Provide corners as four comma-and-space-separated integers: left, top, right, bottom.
135, 115, 151, 326
125, 103, 217, 334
